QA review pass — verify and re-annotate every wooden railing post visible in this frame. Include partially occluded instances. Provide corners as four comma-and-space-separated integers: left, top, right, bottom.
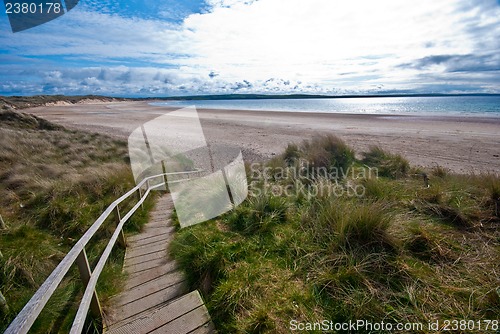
115, 206, 127, 248
138, 187, 144, 210
75, 249, 102, 320
161, 162, 169, 191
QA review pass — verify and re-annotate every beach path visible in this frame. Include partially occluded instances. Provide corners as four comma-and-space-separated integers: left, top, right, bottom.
104, 194, 214, 334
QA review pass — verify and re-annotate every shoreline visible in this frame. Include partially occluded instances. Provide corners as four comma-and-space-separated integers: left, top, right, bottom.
148, 98, 500, 121
25, 101, 500, 174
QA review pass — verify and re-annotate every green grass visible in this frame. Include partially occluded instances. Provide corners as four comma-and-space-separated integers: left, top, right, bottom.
362, 145, 410, 179
171, 135, 500, 334
0, 108, 153, 333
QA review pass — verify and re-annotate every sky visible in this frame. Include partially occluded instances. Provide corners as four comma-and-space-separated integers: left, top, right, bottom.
1, 0, 500, 97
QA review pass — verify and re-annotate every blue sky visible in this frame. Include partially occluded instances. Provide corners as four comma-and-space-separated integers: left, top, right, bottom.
1, 0, 500, 97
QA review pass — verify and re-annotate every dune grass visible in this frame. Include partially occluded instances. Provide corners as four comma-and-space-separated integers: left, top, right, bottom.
0, 95, 120, 110
171, 134, 500, 333
0, 108, 153, 333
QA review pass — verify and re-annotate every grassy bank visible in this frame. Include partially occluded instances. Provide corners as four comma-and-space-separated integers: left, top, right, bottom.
0, 107, 153, 332
0, 95, 122, 110
171, 135, 500, 333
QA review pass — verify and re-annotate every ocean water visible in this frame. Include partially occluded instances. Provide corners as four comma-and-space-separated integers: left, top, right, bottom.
151, 96, 500, 117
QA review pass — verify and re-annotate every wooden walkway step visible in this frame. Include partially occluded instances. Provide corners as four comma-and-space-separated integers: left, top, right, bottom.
105, 195, 214, 334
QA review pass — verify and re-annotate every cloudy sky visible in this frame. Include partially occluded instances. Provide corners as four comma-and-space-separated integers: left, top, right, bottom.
1, 0, 499, 96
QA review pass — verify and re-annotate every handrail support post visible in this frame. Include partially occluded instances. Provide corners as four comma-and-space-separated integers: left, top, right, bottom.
161, 161, 168, 191
115, 206, 127, 248
76, 249, 102, 320
138, 187, 144, 210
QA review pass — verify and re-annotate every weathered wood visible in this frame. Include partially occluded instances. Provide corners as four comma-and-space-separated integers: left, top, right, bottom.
70, 187, 153, 334
111, 280, 188, 324
125, 257, 169, 275
127, 227, 172, 243
106, 291, 210, 334
190, 321, 216, 334
124, 241, 169, 261
125, 263, 180, 290
124, 251, 165, 267
110, 273, 186, 308
4, 170, 201, 334
115, 206, 127, 248
128, 235, 171, 249
75, 250, 102, 319
150, 304, 211, 334
137, 187, 143, 209
4, 172, 159, 333
106, 195, 214, 334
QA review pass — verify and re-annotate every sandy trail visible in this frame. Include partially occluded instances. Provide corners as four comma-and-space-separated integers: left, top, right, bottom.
26, 101, 500, 173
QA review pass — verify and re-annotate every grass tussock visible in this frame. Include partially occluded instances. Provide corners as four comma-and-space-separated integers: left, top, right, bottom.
301, 134, 355, 172
0, 109, 152, 333
362, 145, 410, 179
431, 165, 449, 178
171, 134, 500, 333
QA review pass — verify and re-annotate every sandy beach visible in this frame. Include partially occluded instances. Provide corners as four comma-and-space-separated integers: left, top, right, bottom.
26, 100, 500, 174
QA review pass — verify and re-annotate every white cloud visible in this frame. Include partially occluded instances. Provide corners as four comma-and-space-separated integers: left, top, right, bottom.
179, 0, 500, 92
1, 0, 499, 95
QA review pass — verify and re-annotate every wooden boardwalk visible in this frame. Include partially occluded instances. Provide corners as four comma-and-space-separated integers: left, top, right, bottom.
105, 195, 214, 334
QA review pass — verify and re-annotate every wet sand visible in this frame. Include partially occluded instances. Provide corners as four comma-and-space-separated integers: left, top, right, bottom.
26, 101, 500, 173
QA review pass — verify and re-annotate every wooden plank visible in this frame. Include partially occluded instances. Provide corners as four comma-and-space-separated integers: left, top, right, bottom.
128, 233, 172, 246
126, 258, 165, 275
151, 305, 211, 334
125, 269, 183, 292
125, 241, 168, 261
71, 187, 154, 334
189, 322, 215, 334
124, 250, 166, 267
109, 281, 187, 323
127, 231, 169, 244
149, 213, 170, 218
124, 252, 167, 270
125, 263, 180, 290
106, 291, 206, 334
130, 235, 172, 248
142, 221, 169, 229
127, 228, 172, 243
106, 194, 214, 334
110, 271, 186, 307
3, 174, 163, 334
146, 219, 169, 225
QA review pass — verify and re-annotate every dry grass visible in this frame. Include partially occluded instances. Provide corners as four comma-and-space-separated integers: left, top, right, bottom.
0, 109, 151, 333
362, 145, 410, 179
172, 134, 500, 333
0, 95, 120, 110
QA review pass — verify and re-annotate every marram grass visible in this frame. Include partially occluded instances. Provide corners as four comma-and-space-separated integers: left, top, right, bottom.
0, 108, 153, 333
171, 135, 500, 334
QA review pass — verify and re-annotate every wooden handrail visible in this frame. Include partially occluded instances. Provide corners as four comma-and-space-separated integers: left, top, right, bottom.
4, 170, 202, 334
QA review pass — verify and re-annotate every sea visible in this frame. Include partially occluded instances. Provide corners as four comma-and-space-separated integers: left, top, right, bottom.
151, 96, 500, 117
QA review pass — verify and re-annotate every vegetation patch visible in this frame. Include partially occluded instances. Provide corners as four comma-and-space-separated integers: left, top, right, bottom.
362, 145, 410, 179
0, 108, 152, 333
171, 135, 500, 333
